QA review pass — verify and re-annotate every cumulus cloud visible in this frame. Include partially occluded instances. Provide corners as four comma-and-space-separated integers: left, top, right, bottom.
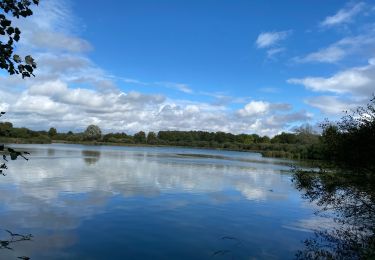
0, 80, 308, 135
234, 101, 309, 135
237, 101, 270, 117
320, 2, 365, 28
237, 101, 291, 117
288, 59, 375, 97
0, 0, 308, 136
255, 30, 291, 48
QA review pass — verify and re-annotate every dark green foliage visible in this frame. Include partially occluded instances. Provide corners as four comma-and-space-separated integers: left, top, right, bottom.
102, 132, 134, 143
0, 121, 50, 142
0, 123, 326, 159
134, 131, 146, 143
271, 132, 297, 144
0, 0, 38, 78
293, 98, 375, 259
83, 125, 102, 141
146, 131, 157, 144
48, 127, 57, 137
320, 97, 375, 171
0, 113, 31, 176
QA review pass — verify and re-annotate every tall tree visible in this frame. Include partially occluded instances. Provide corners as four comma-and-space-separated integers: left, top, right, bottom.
48, 127, 57, 137
134, 131, 146, 143
146, 131, 157, 144
84, 125, 102, 141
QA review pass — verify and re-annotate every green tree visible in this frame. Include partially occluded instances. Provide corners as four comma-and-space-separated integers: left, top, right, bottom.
320, 97, 375, 170
134, 131, 146, 143
84, 125, 102, 141
271, 132, 297, 144
293, 97, 375, 259
0, 121, 13, 136
146, 131, 157, 144
48, 127, 57, 137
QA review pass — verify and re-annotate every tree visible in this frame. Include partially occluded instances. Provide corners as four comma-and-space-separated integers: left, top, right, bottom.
48, 127, 57, 137
320, 96, 375, 170
146, 131, 157, 144
292, 97, 375, 259
0, 0, 39, 78
84, 125, 102, 141
134, 131, 146, 143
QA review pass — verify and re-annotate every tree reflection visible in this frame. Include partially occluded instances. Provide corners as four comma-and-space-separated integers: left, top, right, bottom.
0, 229, 33, 259
292, 166, 375, 259
81, 150, 101, 165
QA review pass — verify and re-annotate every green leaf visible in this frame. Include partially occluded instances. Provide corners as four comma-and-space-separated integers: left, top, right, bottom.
13, 54, 21, 63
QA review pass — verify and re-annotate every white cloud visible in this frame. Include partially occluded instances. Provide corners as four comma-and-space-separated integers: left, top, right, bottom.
294, 33, 375, 63
296, 46, 346, 63
238, 101, 271, 116
0, 0, 309, 137
13, 94, 69, 115
12, 0, 91, 53
320, 2, 365, 27
237, 101, 291, 117
0, 81, 307, 136
255, 31, 291, 48
305, 96, 358, 115
267, 47, 285, 59
288, 59, 375, 97
27, 31, 92, 52
157, 82, 193, 94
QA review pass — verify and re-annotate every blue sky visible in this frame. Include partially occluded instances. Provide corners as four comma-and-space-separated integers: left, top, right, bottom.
1, 0, 375, 135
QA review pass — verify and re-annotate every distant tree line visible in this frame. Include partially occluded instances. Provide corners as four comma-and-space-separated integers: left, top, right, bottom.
0, 122, 325, 160
6, 95, 373, 163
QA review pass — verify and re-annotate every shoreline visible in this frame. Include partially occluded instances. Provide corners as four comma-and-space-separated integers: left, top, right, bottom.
0, 137, 320, 161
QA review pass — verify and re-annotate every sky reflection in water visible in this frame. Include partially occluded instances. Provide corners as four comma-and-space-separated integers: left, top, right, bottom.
0, 144, 324, 259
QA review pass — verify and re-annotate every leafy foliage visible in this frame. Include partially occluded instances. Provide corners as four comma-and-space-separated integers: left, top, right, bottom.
83, 125, 102, 141
320, 96, 375, 171
134, 131, 146, 143
0, 0, 39, 78
0, 113, 30, 176
293, 97, 375, 259
146, 131, 157, 144
48, 127, 57, 137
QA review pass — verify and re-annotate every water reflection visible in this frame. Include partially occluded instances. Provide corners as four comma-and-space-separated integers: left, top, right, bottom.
293, 168, 375, 259
47, 148, 55, 157
81, 150, 101, 165
0, 144, 319, 259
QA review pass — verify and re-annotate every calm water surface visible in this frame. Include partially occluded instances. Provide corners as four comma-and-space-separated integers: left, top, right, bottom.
0, 144, 326, 259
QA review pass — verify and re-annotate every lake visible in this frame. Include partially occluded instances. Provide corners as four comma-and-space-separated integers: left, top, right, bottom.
0, 144, 328, 259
